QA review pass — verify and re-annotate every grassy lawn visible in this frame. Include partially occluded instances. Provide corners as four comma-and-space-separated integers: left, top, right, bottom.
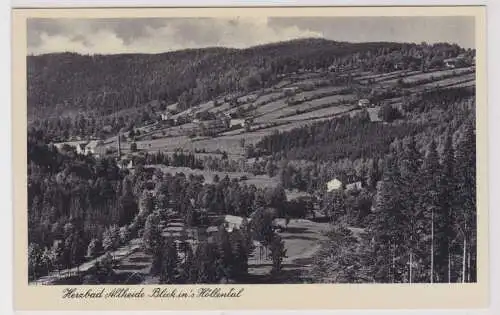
248, 219, 331, 280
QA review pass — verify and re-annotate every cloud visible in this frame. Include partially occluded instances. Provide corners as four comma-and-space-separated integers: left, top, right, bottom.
27, 16, 474, 55
27, 17, 324, 55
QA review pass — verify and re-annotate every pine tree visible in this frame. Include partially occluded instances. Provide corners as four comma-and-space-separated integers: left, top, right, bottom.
119, 226, 130, 245
269, 233, 287, 276
64, 220, 86, 272
50, 239, 65, 275
159, 238, 179, 284
215, 225, 233, 282
180, 243, 195, 283
454, 120, 476, 282
436, 131, 456, 282
419, 140, 441, 283
142, 212, 164, 255
87, 238, 103, 259
194, 241, 218, 283
229, 229, 249, 279
369, 153, 406, 283
399, 136, 422, 283
102, 225, 120, 253
28, 243, 42, 280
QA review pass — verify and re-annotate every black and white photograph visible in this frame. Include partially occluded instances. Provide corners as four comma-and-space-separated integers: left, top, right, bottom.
25, 14, 478, 287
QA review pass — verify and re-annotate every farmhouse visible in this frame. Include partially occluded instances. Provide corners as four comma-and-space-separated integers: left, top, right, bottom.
52, 140, 107, 156
160, 111, 172, 121
358, 99, 371, 108
118, 159, 134, 170
326, 178, 343, 192
230, 119, 246, 128
345, 181, 363, 191
52, 141, 87, 155
223, 215, 245, 232
282, 87, 299, 96
201, 119, 227, 129
444, 58, 457, 69
208, 215, 246, 233
85, 140, 106, 156
443, 56, 469, 69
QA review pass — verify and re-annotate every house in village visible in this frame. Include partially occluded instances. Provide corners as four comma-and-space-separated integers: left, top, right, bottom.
393, 61, 406, 70
326, 178, 343, 192
222, 215, 246, 232
84, 140, 106, 156
358, 98, 371, 108
230, 118, 246, 128
444, 58, 458, 69
52, 141, 87, 155
52, 140, 106, 157
282, 87, 299, 96
326, 177, 363, 192
345, 181, 363, 191
161, 111, 172, 121
444, 54, 470, 69
117, 158, 135, 170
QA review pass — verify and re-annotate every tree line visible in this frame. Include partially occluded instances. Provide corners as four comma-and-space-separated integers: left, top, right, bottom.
28, 130, 293, 280
308, 117, 476, 283
28, 40, 472, 140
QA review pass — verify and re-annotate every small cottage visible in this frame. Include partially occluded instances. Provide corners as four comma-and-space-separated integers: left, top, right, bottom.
444, 58, 458, 69
283, 87, 299, 96
161, 111, 172, 121
345, 181, 363, 191
85, 140, 106, 156
358, 99, 371, 108
326, 178, 343, 192
230, 119, 246, 128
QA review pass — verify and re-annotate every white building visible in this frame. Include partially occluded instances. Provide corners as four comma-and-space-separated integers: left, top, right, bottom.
326, 178, 343, 192
358, 99, 371, 108
84, 140, 105, 156
346, 181, 363, 191
230, 119, 246, 128
161, 111, 172, 121
282, 87, 299, 96
223, 215, 245, 232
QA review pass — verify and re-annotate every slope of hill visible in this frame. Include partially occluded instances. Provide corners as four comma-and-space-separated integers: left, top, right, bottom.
27, 38, 467, 120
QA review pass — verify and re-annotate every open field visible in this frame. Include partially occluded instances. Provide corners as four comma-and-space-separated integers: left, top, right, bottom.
256, 94, 356, 122
297, 86, 346, 99
418, 73, 475, 89
357, 70, 422, 84
111, 66, 475, 160
445, 80, 476, 89
254, 98, 289, 116
147, 165, 279, 188
192, 100, 216, 115
380, 67, 474, 86
277, 104, 355, 122
247, 219, 366, 282
248, 219, 331, 277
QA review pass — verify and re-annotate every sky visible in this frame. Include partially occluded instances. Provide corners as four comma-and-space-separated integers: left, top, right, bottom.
27, 16, 475, 55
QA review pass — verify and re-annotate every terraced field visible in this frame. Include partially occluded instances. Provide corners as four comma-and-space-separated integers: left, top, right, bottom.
109, 66, 475, 161
380, 67, 474, 86
277, 104, 355, 122
257, 94, 356, 122
357, 70, 422, 84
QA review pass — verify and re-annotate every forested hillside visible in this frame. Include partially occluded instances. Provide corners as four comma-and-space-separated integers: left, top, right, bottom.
28, 38, 469, 123
27, 37, 478, 285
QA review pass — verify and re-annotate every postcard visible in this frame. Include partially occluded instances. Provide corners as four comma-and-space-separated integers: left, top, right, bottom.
12, 5, 488, 311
